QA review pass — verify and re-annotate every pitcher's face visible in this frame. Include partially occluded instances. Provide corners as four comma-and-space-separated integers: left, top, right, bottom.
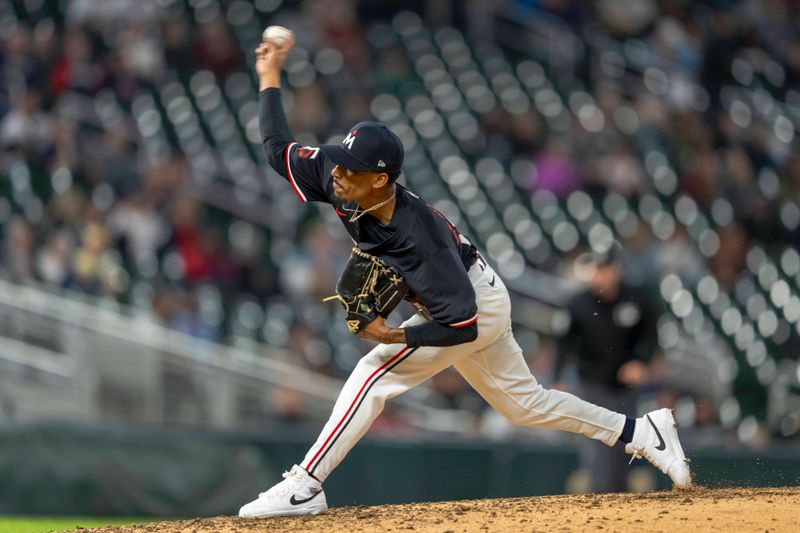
331, 165, 386, 203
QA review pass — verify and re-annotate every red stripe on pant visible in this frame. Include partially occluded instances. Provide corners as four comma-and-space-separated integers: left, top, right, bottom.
304, 345, 411, 472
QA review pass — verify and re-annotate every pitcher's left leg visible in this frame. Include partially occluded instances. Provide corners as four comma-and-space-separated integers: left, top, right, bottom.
453, 329, 692, 487
452, 329, 625, 446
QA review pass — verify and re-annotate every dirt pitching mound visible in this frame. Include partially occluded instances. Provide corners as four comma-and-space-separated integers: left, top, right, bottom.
81, 486, 798, 533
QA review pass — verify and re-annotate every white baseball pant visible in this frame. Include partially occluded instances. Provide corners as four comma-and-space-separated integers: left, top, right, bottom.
301, 256, 626, 481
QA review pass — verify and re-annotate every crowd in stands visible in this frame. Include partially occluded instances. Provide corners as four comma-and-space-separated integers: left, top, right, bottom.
1, 0, 798, 445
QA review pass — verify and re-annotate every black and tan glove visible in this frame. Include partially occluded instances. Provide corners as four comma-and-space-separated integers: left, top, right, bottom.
324, 247, 409, 334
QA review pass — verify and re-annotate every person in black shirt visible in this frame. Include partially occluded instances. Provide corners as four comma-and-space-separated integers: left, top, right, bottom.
556, 249, 660, 492
238, 30, 691, 518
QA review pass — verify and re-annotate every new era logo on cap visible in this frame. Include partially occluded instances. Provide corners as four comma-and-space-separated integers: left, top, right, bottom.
319, 121, 404, 174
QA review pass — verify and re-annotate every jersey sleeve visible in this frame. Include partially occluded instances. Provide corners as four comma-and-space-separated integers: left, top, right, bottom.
259, 88, 332, 204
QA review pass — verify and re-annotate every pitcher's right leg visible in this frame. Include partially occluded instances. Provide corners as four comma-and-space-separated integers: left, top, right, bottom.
239, 338, 448, 518
299, 341, 432, 482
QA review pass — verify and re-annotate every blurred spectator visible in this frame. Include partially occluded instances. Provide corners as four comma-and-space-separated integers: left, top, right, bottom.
429, 367, 484, 415
49, 29, 105, 96
4, 217, 36, 281
119, 23, 165, 82
193, 19, 241, 78
65, 219, 110, 295
530, 138, 582, 197
108, 189, 168, 267
50, 117, 81, 174
1, 89, 53, 155
272, 386, 307, 425
199, 227, 240, 291
555, 249, 661, 492
709, 223, 748, 291
287, 85, 333, 140
172, 289, 218, 342
596, 0, 657, 37
66, 0, 159, 29
169, 195, 211, 283
369, 404, 416, 437
87, 128, 138, 193
652, 227, 705, 285
161, 17, 194, 75
35, 229, 73, 287
593, 142, 647, 197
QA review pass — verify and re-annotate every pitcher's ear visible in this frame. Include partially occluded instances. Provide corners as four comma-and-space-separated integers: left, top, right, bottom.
372, 172, 390, 189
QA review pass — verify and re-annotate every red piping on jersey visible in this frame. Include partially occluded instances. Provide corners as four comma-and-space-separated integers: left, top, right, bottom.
428, 204, 461, 246
304, 345, 411, 471
450, 314, 478, 328
284, 142, 307, 202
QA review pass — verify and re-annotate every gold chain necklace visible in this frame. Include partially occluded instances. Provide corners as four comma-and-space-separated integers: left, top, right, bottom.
344, 191, 396, 223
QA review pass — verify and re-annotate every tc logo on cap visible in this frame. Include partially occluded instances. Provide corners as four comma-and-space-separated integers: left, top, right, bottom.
342, 130, 357, 150
319, 121, 404, 174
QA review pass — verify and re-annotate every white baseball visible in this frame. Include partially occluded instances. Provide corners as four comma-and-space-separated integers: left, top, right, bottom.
262, 25, 293, 47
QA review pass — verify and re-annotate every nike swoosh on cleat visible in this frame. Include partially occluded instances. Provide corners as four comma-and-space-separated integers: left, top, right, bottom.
646, 414, 666, 451
488, 275, 496, 287
335, 208, 347, 217
289, 490, 322, 506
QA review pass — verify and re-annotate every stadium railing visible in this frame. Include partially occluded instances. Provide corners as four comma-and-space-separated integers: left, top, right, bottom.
0, 276, 472, 432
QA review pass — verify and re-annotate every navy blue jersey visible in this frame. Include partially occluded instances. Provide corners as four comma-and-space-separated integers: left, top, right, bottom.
259, 89, 479, 343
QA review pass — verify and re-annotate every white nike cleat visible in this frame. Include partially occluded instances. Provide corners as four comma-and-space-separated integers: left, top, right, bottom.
239, 464, 328, 518
625, 408, 693, 489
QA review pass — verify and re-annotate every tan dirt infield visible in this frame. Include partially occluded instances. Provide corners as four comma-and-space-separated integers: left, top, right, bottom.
80, 486, 798, 533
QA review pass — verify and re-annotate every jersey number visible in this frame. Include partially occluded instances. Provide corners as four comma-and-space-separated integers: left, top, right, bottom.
297, 146, 320, 159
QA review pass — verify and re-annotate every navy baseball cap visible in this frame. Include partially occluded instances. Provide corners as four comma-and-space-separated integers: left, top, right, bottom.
319, 121, 404, 174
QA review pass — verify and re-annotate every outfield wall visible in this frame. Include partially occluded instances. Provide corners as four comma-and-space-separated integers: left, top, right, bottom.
0, 423, 798, 517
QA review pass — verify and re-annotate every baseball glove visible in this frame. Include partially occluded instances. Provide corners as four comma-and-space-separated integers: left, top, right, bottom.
324, 247, 409, 334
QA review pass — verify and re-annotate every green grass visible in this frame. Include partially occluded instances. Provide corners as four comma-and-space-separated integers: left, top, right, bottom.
0, 517, 155, 533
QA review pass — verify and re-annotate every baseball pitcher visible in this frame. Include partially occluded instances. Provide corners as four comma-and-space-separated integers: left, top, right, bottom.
239, 29, 692, 518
